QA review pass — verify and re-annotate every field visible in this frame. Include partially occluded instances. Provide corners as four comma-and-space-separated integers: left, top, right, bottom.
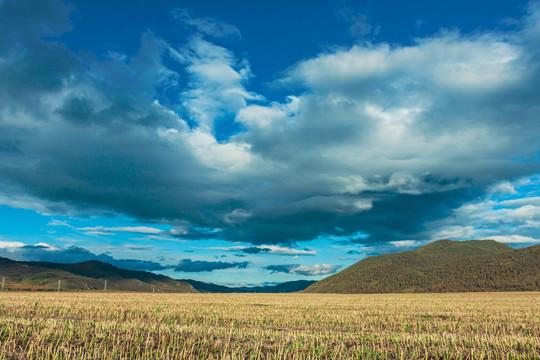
0, 292, 538, 359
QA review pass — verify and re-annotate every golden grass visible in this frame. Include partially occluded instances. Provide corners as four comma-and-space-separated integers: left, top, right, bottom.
0, 291, 538, 359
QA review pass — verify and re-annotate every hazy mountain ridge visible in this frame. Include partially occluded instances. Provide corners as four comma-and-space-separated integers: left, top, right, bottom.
183, 279, 316, 293
305, 240, 540, 293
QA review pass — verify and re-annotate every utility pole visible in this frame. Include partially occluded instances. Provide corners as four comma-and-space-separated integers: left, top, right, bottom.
1, 277, 4, 291
57, 280, 61, 291
153, 287, 155, 293
104, 280, 107, 291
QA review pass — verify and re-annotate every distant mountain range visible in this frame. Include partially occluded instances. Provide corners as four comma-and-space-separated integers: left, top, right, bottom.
305, 240, 540, 293
0, 256, 314, 293
182, 279, 316, 293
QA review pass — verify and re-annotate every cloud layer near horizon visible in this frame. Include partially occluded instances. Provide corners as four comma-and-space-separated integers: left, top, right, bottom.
1, 0, 540, 247
0, 241, 253, 273
0, 241, 172, 271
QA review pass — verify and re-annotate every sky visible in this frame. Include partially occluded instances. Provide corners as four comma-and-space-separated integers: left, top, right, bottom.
0, 0, 540, 286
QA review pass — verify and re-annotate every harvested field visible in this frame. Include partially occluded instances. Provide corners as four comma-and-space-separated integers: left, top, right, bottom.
0, 292, 538, 359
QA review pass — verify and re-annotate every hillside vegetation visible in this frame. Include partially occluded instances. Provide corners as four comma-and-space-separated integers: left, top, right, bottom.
305, 240, 540, 293
0, 257, 196, 292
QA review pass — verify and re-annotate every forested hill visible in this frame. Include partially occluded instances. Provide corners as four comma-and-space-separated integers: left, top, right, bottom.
0, 257, 196, 292
305, 240, 540, 293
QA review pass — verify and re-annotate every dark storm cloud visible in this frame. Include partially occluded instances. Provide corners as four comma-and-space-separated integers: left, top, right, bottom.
213, 188, 477, 245
265, 264, 297, 274
1, 0, 540, 248
0, 242, 173, 271
242, 247, 266, 254
174, 259, 248, 272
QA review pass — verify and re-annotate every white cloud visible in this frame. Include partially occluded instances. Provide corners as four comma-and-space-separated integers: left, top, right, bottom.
358, 240, 428, 256
77, 226, 164, 235
389, 240, 423, 248
488, 235, 540, 244
289, 196, 373, 214
489, 182, 517, 194
223, 208, 252, 225
34, 242, 61, 250
83, 231, 113, 236
286, 33, 521, 92
47, 220, 72, 227
434, 226, 477, 240
173, 37, 262, 132
0, 241, 25, 249
427, 175, 540, 242
288, 264, 341, 276
265, 263, 342, 276
174, 9, 241, 39
499, 196, 540, 207
289, 264, 341, 276
203, 245, 317, 256
337, 9, 380, 38
0, 241, 60, 251
258, 245, 317, 256
186, 128, 253, 172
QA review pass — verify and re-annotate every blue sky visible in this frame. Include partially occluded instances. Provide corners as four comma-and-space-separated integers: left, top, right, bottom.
1, 0, 540, 286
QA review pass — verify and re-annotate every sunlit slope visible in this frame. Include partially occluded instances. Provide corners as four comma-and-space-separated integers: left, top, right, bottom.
305, 240, 540, 293
0, 257, 196, 292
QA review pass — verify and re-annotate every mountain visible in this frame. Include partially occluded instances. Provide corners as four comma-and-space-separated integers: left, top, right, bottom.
0, 256, 314, 293
183, 279, 316, 293
0, 257, 196, 292
305, 240, 540, 293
